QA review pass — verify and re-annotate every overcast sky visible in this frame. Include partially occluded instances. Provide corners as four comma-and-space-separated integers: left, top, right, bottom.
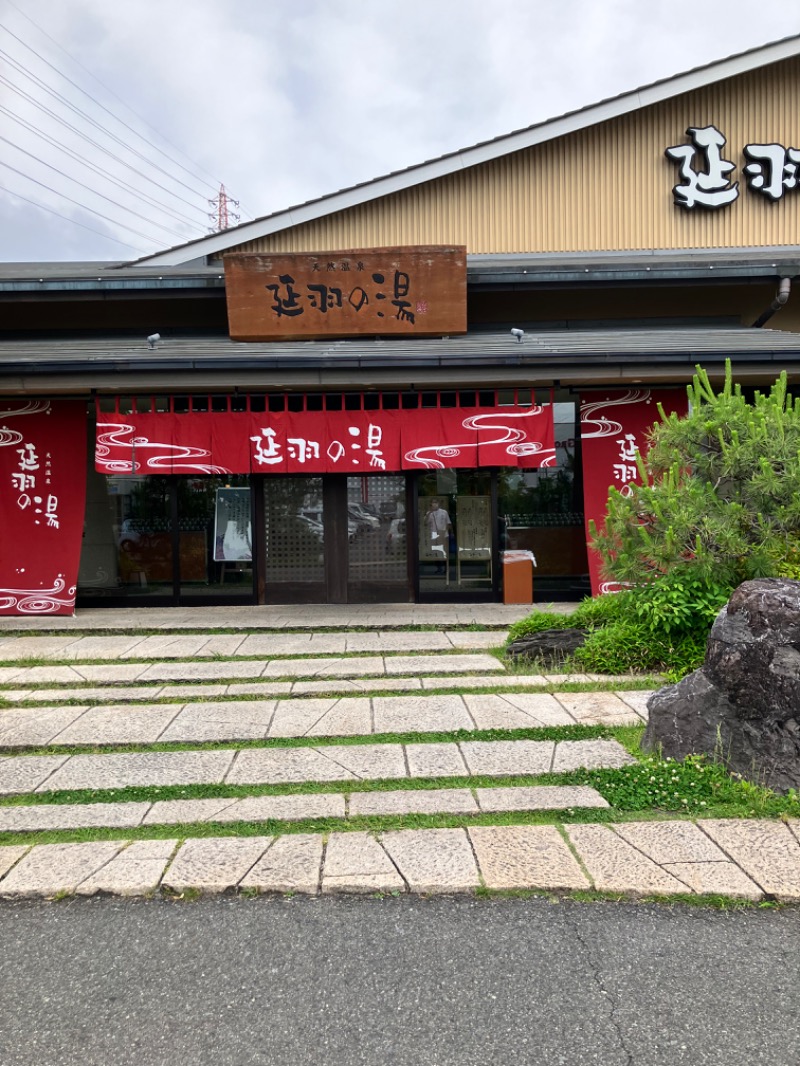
1, 0, 799, 264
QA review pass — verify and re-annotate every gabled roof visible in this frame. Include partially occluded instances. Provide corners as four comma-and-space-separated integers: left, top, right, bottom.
135, 33, 800, 268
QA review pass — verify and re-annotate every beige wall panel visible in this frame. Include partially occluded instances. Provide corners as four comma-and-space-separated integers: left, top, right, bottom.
220, 59, 800, 256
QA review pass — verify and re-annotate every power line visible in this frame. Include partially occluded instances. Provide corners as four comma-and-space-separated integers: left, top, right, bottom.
0, 181, 147, 253
0, 44, 212, 203
0, 103, 204, 229
0, 72, 209, 219
0, 134, 195, 243
0, 158, 174, 246
1, 3, 226, 198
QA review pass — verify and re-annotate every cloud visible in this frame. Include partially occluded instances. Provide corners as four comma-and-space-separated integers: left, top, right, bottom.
1, 0, 798, 261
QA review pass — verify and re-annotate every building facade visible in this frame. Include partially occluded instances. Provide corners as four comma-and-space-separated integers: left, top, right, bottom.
2, 36, 800, 613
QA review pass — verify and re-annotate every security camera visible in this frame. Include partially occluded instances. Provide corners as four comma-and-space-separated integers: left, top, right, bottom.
147, 333, 161, 348
510, 328, 524, 342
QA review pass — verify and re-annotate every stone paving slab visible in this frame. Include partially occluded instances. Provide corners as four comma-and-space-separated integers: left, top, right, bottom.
162, 836, 273, 893
0, 784, 612, 832
0, 801, 150, 832
554, 692, 643, 726
0, 665, 656, 699
381, 828, 480, 892
0, 840, 125, 897
405, 743, 469, 778
372, 694, 474, 734
476, 785, 609, 812
307, 657, 390, 679
469, 825, 590, 890
267, 699, 339, 738
444, 632, 504, 649
551, 739, 636, 772
236, 634, 322, 656
122, 636, 212, 659
0, 845, 29, 878
318, 744, 407, 780
612, 820, 729, 864
322, 832, 404, 894
698, 819, 800, 900
0, 603, 538, 632
565, 824, 689, 895
76, 839, 177, 896
615, 691, 653, 720
157, 684, 229, 699
35, 750, 236, 794
0, 637, 78, 660
4, 686, 163, 704
74, 664, 151, 682
292, 678, 420, 695
161, 701, 276, 743
0, 668, 25, 684
0, 754, 69, 794
239, 834, 323, 894
370, 633, 453, 652
58, 637, 150, 660
144, 798, 239, 826
0, 705, 89, 747
9, 667, 85, 684
463, 693, 573, 730
384, 654, 505, 676
660, 860, 762, 899
460, 740, 555, 776
53, 704, 182, 746
226, 747, 358, 785
138, 661, 266, 682
224, 682, 295, 696
219, 793, 346, 823
303, 699, 373, 736
349, 788, 478, 817
0, 737, 637, 796
260, 657, 383, 679
0, 819, 794, 899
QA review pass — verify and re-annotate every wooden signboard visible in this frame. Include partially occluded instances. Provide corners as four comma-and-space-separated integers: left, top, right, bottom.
224, 246, 467, 341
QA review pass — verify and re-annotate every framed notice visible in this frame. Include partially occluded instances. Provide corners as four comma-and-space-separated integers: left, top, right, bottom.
456, 496, 491, 556
224, 246, 467, 341
213, 488, 252, 562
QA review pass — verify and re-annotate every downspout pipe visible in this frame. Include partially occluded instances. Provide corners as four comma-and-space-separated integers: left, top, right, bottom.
752, 277, 792, 328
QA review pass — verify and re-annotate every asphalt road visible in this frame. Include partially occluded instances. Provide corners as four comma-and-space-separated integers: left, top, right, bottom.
1, 895, 798, 1066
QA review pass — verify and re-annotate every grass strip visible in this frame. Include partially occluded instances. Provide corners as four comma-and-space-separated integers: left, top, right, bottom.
0, 723, 628, 759
2, 751, 798, 820
0, 679, 659, 706
0, 800, 796, 850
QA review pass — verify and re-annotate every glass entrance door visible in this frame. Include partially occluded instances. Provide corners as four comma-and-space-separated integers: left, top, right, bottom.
262, 474, 410, 603
347, 474, 407, 602
416, 471, 494, 599
263, 476, 326, 602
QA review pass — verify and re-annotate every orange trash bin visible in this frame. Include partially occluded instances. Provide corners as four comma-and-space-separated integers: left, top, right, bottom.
502, 550, 536, 604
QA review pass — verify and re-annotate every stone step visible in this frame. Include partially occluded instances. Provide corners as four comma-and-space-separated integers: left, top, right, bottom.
0, 653, 506, 686
0, 692, 649, 749
0, 631, 503, 662
1, 818, 788, 899
0, 738, 635, 795
0, 784, 610, 833
0, 676, 656, 704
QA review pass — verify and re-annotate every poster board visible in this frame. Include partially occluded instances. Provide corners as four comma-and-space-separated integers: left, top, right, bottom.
213, 488, 252, 562
456, 496, 491, 557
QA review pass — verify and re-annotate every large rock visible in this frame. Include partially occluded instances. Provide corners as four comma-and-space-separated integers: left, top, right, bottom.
643, 579, 800, 793
506, 628, 587, 666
